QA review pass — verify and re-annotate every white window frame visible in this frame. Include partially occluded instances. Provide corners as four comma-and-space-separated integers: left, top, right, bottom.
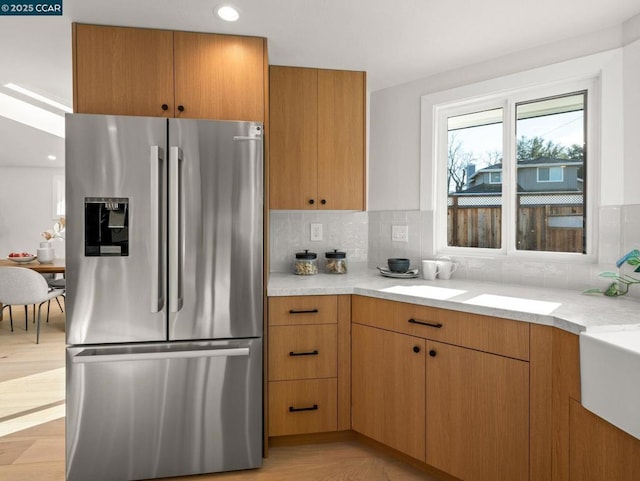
536, 166, 564, 183
431, 77, 598, 262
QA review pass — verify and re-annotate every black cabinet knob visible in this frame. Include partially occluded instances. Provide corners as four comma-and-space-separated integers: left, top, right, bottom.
161, 104, 169, 111
308, 199, 315, 205
320, 199, 327, 205
413, 346, 421, 353
429, 350, 437, 357
177, 105, 185, 112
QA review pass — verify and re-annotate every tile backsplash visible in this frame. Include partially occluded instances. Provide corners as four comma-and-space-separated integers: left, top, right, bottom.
269, 205, 640, 298
269, 211, 368, 273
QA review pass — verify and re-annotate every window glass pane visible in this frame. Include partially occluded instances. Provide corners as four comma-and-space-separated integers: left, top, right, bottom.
515, 92, 586, 253
447, 108, 503, 248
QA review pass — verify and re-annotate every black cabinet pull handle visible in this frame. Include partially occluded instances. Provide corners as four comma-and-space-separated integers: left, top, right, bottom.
320, 199, 327, 205
408, 318, 443, 329
289, 404, 318, 413
161, 104, 169, 111
413, 346, 421, 353
308, 199, 315, 205
289, 308, 319, 314
429, 350, 437, 357
289, 350, 319, 357
177, 105, 185, 112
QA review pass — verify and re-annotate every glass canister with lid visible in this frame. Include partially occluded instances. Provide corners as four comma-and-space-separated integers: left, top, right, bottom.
294, 249, 318, 275
325, 249, 347, 274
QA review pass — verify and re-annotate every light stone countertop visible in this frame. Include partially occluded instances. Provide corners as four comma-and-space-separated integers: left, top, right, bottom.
268, 266, 640, 335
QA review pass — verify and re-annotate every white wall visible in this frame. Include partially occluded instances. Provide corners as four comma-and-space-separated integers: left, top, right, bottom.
369, 24, 637, 211
623, 37, 640, 205
366, 19, 640, 293
0, 166, 65, 257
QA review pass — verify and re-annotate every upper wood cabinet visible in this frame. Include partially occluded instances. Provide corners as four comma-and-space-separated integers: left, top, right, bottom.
173, 32, 265, 121
269, 66, 366, 210
73, 24, 267, 121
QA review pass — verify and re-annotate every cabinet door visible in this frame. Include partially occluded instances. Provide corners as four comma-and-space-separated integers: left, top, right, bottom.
352, 324, 426, 461
74, 24, 174, 117
317, 69, 366, 210
174, 32, 265, 121
269, 66, 318, 209
426, 341, 529, 481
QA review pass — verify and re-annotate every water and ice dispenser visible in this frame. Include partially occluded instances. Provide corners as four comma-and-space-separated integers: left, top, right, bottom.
84, 197, 129, 256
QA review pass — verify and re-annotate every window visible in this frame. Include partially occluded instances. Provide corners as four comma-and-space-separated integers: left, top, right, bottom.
537, 167, 563, 182
489, 172, 502, 184
437, 82, 591, 256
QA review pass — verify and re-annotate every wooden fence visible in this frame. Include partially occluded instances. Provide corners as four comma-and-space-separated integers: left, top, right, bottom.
448, 197, 584, 253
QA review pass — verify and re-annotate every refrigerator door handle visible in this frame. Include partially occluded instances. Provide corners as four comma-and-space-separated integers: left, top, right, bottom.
72, 346, 250, 364
150, 145, 164, 313
233, 136, 263, 141
169, 146, 182, 314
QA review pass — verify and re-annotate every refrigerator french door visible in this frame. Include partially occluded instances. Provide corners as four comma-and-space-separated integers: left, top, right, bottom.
64, 114, 263, 481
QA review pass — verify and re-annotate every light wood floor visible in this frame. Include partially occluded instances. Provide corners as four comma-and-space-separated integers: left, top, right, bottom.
0, 306, 439, 481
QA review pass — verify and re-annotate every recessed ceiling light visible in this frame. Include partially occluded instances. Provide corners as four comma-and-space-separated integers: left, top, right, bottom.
4, 83, 72, 113
48, 155, 57, 160
217, 5, 239, 21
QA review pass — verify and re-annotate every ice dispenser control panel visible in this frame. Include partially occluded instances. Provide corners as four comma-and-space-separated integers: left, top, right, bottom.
84, 197, 129, 256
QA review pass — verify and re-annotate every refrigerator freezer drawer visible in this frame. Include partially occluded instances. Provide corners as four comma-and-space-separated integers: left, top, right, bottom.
66, 339, 262, 481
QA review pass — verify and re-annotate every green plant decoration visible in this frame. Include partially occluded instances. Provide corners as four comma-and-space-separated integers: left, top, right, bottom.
584, 249, 640, 296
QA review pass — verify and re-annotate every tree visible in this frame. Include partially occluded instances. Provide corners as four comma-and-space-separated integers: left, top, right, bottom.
448, 134, 502, 193
516, 136, 583, 161
447, 133, 475, 193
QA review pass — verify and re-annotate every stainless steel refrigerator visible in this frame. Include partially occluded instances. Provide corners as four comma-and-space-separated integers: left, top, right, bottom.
64, 114, 263, 481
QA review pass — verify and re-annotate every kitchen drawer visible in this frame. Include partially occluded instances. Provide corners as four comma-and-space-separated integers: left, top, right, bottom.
352, 295, 529, 361
268, 295, 337, 326
269, 324, 337, 381
268, 378, 337, 436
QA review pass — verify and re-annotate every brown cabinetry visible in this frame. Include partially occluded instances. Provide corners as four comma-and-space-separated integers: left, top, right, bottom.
73, 24, 266, 121
425, 340, 529, 481
569, 398, 640, 481
351, 295, 530, 481
269, 66, 366, 210
267, 295, 350, 437
351, 323, 426, 461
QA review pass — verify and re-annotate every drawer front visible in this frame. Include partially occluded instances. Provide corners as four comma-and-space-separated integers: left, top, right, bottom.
352, 295, 529, 361
268, 295, 337, 326
268, 378, 337, 436
269, 324, 337, 381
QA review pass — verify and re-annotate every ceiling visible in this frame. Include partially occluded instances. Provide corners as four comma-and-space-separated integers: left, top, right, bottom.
1, 0, 639, 169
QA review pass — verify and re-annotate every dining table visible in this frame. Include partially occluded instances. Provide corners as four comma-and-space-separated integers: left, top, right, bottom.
0, 258, 66, 321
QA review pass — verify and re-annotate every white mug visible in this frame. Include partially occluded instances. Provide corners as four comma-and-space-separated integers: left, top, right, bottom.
436, 260, 457, 279
37, 247, 54, 263
421, 260, 440, 280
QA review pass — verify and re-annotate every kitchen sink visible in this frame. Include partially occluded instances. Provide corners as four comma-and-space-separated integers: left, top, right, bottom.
580, 326, 640, 440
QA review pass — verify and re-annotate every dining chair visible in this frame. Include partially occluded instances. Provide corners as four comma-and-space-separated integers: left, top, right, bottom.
0, 267, 65, 343
45, 275, 65, 321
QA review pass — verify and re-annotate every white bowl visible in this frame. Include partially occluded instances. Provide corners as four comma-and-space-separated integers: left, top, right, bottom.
7, 256, 36, 263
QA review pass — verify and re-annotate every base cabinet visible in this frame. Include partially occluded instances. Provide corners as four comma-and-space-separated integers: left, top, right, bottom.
569, 399, 640, 481
267, 295, 350, 438
351, 295, 530, 481
425, 340, 529, 481
351, 323, 426, 461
